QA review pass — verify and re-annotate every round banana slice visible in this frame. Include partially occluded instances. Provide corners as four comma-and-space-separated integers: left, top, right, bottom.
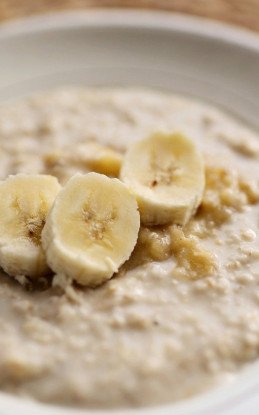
42, 173, 140, 287
120, 132, 205, 225
0, 174, 61, 278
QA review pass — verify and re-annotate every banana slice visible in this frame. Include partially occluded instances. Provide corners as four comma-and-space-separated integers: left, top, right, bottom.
43, 142, 123, 181
42, 173, 140, 287
80, 142, 123, 177
120, 132, 205, 225
0, 174, 61, 278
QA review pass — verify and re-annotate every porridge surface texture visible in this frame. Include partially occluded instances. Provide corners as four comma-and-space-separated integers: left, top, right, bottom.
0, 88, 259, 408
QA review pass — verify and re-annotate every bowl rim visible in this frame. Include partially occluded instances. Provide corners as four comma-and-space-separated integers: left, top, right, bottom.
0, 8, 259, 51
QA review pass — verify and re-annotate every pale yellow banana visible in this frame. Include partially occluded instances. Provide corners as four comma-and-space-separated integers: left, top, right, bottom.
120, 132, 205, 225
42, 173, 140, 287
0, 174, 61, 278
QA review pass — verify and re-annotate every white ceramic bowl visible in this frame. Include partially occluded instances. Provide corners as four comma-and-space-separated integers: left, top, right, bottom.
0, 9, 259, 415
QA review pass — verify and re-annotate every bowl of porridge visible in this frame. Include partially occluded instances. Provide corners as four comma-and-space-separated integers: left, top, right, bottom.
0, 10, 259, 415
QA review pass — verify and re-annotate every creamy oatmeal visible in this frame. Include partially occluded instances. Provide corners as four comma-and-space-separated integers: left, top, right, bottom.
0, 88, 259, 408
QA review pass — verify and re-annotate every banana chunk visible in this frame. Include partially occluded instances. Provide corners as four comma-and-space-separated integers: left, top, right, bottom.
0, 174, 61, 278
42, 173, 140, 287
80, 142, 123, 177
120, 132, 205, 225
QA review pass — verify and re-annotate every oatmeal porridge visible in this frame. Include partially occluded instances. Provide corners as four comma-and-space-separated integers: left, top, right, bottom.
0, 88, 259, 408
